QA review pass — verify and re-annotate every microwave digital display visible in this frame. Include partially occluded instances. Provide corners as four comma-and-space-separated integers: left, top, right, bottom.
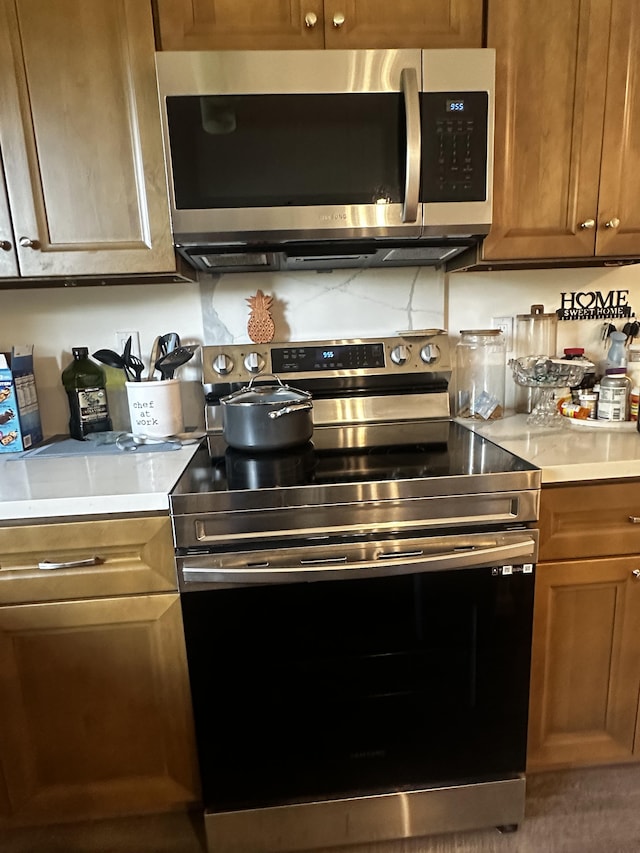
446, 99, 465, 112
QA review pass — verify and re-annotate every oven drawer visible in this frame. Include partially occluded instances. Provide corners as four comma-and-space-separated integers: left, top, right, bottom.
540, 482, 640, 561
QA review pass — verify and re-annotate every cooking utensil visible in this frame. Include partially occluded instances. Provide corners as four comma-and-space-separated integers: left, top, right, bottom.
126, 352, 145, 381
220, 373, 313, 451
147, 336, 161, 380
154, 346, 195, 380
93, 349, 126, 371
159, 332, 180, 358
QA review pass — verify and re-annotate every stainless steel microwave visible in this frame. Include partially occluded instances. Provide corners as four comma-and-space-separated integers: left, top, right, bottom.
155, 49, 495, 273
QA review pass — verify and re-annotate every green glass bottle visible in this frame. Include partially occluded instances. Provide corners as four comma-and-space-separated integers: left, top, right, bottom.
61, 347, 112, 440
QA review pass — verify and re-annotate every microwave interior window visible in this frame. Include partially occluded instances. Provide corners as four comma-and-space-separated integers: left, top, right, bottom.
165, 94, 407, 209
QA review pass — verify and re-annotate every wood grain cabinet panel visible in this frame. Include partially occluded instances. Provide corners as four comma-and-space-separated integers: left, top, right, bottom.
0, 0, 175, 278
538, 481, 640, 562
322, 0, 483, 49
528, 481, 640, 772
155, 0, 325, 49
481, 0, 640, 264
0, 159, 18, 276
528, 556, 640, 771
0, 515, 177, 605
0, 593, 199, 826
154, 0, 483, 50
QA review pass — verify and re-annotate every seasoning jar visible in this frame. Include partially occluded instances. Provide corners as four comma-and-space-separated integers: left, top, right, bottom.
597, 368, 630, 422
455, 329, 506, 420
627, 345, 640, 421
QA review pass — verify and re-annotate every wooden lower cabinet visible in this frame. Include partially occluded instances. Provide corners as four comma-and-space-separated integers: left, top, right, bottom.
0, 515, 199, 827
0, 593, 199, 825
527, 482, 640, 772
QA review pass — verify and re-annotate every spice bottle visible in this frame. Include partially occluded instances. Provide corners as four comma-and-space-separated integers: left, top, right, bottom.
61, 347, 112, 440
455, 329, 506, 420
627, 346, 640, 421
597, 368, 630, 422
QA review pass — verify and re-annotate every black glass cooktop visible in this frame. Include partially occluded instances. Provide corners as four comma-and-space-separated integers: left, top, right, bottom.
172, 420, 538, 495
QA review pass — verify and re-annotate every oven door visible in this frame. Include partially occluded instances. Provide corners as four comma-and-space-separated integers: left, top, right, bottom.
155, 49, 422, 244
179, 529, 536, 815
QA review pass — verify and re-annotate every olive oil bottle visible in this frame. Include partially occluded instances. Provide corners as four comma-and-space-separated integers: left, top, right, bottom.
61, 347, 112, 440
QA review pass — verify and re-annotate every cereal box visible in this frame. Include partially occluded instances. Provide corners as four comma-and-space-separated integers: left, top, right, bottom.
0, 345, 43, 453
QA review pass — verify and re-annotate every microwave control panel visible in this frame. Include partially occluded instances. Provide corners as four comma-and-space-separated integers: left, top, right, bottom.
421, 91, 489, 203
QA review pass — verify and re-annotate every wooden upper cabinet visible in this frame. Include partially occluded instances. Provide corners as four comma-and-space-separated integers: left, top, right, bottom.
0, 0, 175, 278
154, 0, 484, 50
596, 0, 640, 256
155, 0, 325, 49
323, 1, 483, 49
483, 0, 640, 263
0, 161, 18, 277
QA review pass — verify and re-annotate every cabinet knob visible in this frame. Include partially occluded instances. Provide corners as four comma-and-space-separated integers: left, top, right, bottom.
629, 516, 640, 523
0, 239, 12, 251
19, 236, 38, 249
579, 219, 595, 230
304, 11, 317, 28
332, 11, 345, 27
605, 217, 620, 229
632, 569, 640, 580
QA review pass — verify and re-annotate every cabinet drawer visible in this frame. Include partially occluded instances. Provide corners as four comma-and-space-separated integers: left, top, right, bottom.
0, 515, 177, 604
540, 482, 640, 561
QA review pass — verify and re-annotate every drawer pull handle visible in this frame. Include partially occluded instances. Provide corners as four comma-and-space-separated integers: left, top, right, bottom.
632, 570, 640, 580
629, 517, 640, 524
38, 556, 103, 570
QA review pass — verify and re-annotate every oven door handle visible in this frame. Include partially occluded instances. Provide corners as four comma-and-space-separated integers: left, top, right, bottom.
181, 537, 536, 586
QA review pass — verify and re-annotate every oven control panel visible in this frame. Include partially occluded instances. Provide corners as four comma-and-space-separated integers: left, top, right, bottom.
202, 332, 451, 385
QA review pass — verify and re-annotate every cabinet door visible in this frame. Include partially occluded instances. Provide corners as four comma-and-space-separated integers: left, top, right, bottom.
0, 515, 177, 605
323, 0, 483, 49
155, 0, 325, 49
0, 594, 199, 826
483, 0, 611, 261
528, 557, 640, 771
0, 0, 175, 278
596, 0, 640, 257
0, 156, 18, 276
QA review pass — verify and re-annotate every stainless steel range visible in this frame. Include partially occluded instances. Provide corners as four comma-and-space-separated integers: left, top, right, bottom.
170, 332, 540, 853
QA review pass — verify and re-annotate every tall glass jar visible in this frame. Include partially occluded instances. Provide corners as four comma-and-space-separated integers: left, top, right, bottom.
455, 329, 506, 420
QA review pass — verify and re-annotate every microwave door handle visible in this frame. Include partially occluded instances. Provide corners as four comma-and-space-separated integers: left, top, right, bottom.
400, 67, 421, 223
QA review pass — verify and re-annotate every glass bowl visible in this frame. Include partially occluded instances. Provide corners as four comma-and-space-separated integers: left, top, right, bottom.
509, 356, 588, 426
509, 355, 587, 389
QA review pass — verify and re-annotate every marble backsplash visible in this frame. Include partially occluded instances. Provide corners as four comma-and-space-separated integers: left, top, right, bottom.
2, 260, 639, 437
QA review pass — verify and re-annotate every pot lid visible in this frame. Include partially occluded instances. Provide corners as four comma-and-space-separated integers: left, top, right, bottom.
221, 374, 311, 406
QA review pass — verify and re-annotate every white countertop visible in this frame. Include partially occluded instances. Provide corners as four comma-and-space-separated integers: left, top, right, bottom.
464, 414, 640, 484
0, 442, 200, 520
2, 415, 640, 521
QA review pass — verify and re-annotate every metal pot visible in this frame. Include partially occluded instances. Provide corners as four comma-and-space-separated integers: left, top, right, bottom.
220, 373, 313, 452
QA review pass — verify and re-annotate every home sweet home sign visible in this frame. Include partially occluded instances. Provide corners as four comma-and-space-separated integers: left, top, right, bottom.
557, 289, 633, 320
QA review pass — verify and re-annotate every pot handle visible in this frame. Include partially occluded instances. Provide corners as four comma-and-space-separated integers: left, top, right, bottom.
268, 401, 313, 419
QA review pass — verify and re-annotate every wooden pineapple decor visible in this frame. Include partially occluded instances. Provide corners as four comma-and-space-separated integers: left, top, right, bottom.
246, 290, 275, 343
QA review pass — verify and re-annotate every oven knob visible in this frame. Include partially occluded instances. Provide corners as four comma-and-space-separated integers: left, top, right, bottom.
420, 344, 440, 365
390, 344, 410, 365
212, 353, 234, 376
244, 352, 266, 374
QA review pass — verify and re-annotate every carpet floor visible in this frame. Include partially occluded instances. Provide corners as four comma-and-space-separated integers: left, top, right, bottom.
3, 764, 639, 853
